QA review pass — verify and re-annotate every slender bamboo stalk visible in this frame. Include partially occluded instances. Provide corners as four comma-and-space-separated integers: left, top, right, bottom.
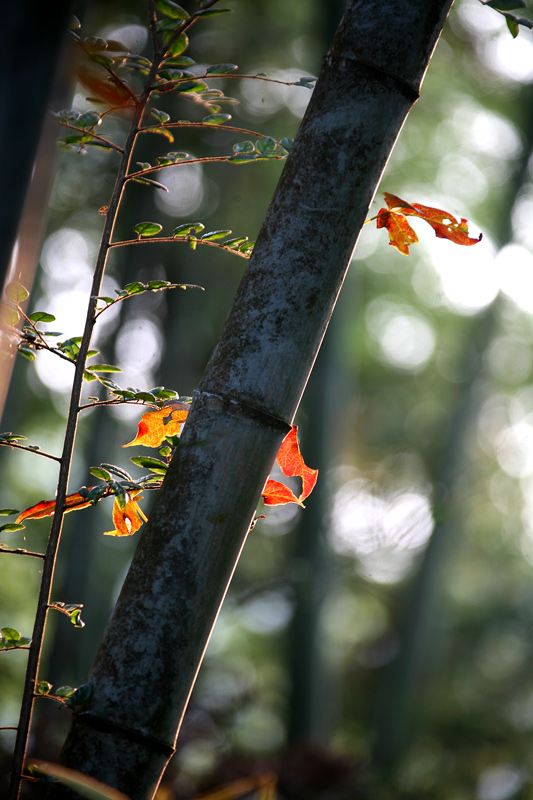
6, 20, 173, 798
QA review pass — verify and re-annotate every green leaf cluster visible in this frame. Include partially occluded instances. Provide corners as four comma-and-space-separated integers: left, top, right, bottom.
0, 627, 31, 650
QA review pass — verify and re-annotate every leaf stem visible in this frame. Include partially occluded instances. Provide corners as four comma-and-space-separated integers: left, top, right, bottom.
108, 235, 250, 258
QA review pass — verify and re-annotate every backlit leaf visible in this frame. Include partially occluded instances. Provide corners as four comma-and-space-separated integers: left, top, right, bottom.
133, 222, 163, 238
376, 209, 419, 256
206, 63, 238, 74
201, 230, 232, 241
376, 192, 482, 255
202, 113, 232, 125
261, 426, 318, 507
5, 282, 29, 303
151, 108, 171, 124
173, 222, 205, 236
87, 364, 122, 373
16, 491, 95, 524
262, 479, 300, 507
123, 403, 190, 448
156, 0, 189, 19
29, 312, 55, 323
103, 493, 147, 537
163, 31, 189, 57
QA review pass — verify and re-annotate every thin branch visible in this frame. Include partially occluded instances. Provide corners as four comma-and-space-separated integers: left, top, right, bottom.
93, 282, 204, 320
127, 153, 285, 181
55, 120, 124, 153
7, 49, 161, 800
108, 235, 251, 258
0, 548, 46, 559
147, 0, 159, 56
0, 441, 62, 463
139, 121, 278, 139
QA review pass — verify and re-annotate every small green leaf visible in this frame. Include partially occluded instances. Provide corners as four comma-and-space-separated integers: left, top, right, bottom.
223, 237, 247, 248
202, 113, 232, 125
233, 141, 255, 154
196, 8, 233, 16
176, 80, 208, 94
151, 108, 171, 124
255, 136, 278, 156
123, 282, 146, 294
130, 456, 169, 473
0, 523, 26, 533
87, 365, 123, 373
90, 467, 113, 481
67, 683, 93, 708
18, 348, 36, 362
505, 13, 520, 35
76, 111, 102, 129
173, 222, 205, 236
0, 508, 19, 516
55, 685, 77, 698
133, 222, 163, 239
164, 31, 189, 57
143, 127, 175, 142
280, 137, 293, 153
487, 0, 525, 8
35, 681, 53, 695
5, 282, 29, 303
101, 464, 133, 481
88, 486, 107, 504
206, 63, 238, 74
136, 161, 152, 171
189, 239, 197, 250
201, 229, 232, 241
29, 311, 56, 323
134, 391, 156, 402
154, 389, 177, 399
228, 153, 257, 163
147, 280, 171, 289
156, 0, 189, 19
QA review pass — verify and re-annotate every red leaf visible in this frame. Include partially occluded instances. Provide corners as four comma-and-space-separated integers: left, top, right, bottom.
16, 491, 94, 524
262, 479, 301, 507
376, 192, 482, 255
261, 426, 318, 507
123, 403, 189, 448
376, 209, 419, 256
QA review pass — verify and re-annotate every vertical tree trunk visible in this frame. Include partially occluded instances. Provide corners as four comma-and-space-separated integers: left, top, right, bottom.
54, 2, 454, 797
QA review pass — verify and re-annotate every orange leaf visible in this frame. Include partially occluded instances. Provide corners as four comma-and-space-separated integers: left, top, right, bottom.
261, 426, 318, 507
103, 493, 147, 537
16, 491, 94, 524
123, 403, 190, 448
407, 202, 483, 247
77, 67, 136, 109
376, 209, 419, 256
382, 192, 418, 212
377, 192, 482, 254
262, 479, 301, 507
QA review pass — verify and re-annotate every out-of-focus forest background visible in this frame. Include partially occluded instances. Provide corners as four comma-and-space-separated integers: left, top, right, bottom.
2, 1, 533, 798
